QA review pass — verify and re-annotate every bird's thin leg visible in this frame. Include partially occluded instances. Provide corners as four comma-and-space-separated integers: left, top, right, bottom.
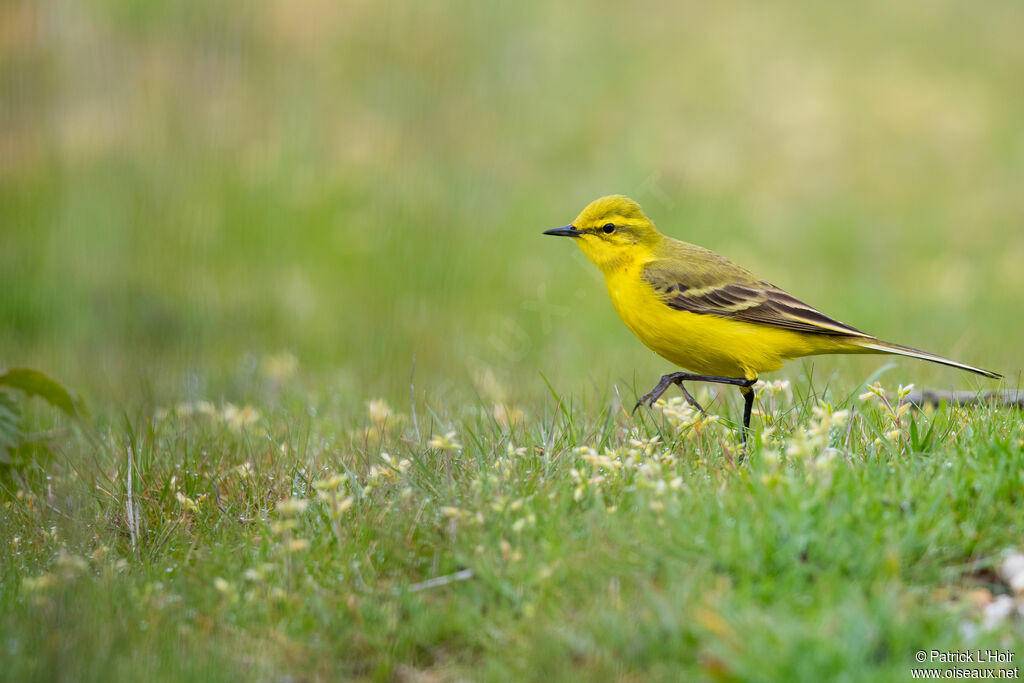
737, 385, 756, 464
633, 372, 756, 413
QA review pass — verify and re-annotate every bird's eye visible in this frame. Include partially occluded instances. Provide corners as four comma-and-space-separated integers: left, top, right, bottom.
602, 223, 615, 234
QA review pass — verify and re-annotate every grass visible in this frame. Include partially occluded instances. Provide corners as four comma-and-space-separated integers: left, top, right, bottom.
3, 0, 1024, 679
3, 376, 1023, 680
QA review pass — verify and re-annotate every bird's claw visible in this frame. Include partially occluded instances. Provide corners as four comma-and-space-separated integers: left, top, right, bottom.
632, 391, 659, 414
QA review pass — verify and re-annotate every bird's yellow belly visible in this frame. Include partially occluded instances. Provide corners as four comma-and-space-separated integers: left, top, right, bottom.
605, 272, 831, 379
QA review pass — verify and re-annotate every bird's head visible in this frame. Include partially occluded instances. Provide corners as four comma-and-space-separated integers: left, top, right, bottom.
544, 195, 662, 272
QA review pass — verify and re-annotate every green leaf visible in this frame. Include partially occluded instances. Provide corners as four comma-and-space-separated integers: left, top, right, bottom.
921, 419, 937, 452
0, 391, 21, 464
0, 368, 76, 416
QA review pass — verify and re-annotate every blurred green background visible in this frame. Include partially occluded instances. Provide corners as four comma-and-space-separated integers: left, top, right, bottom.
2, 0, 1021, 409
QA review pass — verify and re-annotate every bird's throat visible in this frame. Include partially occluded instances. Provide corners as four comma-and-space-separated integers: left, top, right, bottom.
577, 240, 652, 278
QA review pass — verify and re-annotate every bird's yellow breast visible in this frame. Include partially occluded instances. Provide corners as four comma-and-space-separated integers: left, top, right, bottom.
603, 262, 840, 379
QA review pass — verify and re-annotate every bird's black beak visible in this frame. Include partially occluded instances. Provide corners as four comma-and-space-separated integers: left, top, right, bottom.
543, 225, 582, 238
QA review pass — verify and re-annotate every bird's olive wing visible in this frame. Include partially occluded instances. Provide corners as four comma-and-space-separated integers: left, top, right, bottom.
641, 260, 868, 337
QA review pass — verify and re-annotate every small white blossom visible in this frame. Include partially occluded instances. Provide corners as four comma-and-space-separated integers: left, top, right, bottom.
428, 431, 462, 451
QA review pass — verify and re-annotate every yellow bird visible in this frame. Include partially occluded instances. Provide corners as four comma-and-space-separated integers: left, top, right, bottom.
544, 195, 1001, 449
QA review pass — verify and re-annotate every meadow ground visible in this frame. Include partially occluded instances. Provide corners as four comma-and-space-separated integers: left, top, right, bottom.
2, 1, 1024, 680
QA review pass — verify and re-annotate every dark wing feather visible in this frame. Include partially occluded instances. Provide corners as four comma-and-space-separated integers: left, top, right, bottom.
642, 257, 868, 337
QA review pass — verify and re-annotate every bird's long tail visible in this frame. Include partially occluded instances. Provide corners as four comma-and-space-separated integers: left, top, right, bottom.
853, 339, 1002, 379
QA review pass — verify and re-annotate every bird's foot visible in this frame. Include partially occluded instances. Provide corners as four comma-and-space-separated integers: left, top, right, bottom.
632, 373, 678, 413
634, 373, 754, 414
676, 383, 706, 414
